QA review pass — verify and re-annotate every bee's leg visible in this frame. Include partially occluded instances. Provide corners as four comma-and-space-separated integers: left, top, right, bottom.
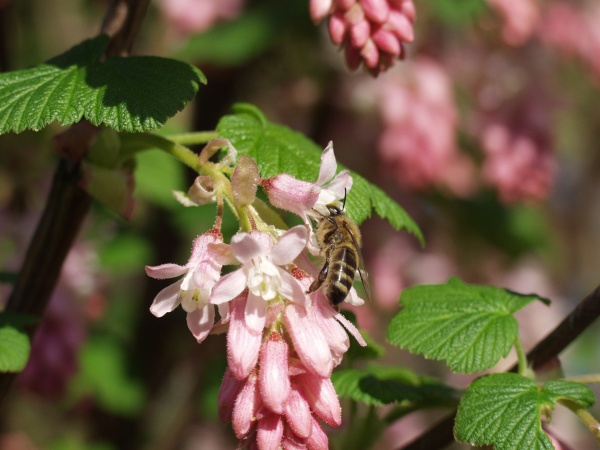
307, 259, 329, 293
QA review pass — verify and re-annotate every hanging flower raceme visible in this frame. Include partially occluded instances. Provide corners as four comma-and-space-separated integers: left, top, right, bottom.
146, 138, 367, 449
310, 0, 416, 75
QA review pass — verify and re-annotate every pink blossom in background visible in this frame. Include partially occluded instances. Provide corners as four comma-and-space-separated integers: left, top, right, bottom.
487, 0, 540, 46
539, 1, 600, 81
480, 121, 555, 203
377, 57, 475, 196
310, 0, 416, 75
17, 246, 102, 398
158, 0, 244, 34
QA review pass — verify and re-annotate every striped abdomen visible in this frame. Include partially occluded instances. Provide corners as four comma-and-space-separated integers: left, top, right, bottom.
324, 245, 358, 305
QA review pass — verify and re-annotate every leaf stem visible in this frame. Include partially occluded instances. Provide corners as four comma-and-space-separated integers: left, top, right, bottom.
563, 374, 600, 384
164, 131, 219, 146
119, 133, 202, 172
561, 399, 600, 444
514, 336, 530, 377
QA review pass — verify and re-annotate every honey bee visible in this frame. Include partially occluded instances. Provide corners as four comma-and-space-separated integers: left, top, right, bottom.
307, 201, 371, 306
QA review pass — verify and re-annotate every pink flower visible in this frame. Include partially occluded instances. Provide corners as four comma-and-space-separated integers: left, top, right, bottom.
145, 229, 226, 342
158, 0, 244, 35
311, 0, 416, 75
209, 226, 308, 332
487, 0, 539, 46
261, 142, 352, 252
480, 122, 555, 203
539, 1, 600, 82
377, 57, 475, 196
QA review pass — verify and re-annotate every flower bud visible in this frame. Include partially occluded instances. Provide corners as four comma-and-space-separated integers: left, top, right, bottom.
293, 373, 341, 427
256, 414, 284, 450
259, 333, 291, 414
232, 372, 260, 438
232, 155, 259, 207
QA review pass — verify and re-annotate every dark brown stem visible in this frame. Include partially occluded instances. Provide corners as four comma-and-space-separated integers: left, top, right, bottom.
398, 284, 600, 450
0, 0, 150, 408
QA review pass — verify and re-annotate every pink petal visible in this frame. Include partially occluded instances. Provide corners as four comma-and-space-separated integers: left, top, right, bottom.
149, 280, 183, 317
329, 12, 348, 45
344, 44, 363, 71
228, 295, 262, 379
186, 305, 215, 343
232, 372, 260, 438
257, 414, 284, 450
306, 417, 329, 450
270, 226, 308, 265
284, 303, 333, 378
313, 297, 350, 357
388, 10, 414, 42
262, 175, 320, 215
361, 39, 380, 68
316, 142, 337, 185
350, 19, 371, 48
145, 263, 188, 280
231, 232, 265, 264
324, 170, 353, 198
372, 27, 401, 55
218, 367, 245, 423
284, 384, 313, 439
278, 269, 308, 306
361, 0, 390, 23
244, 292, 267, 333
259, 333, 291, 414
208, 242, 237, 265
209, 269, 247, 305
310, 0, 333, 23
333, 307, 367, 346
293, 373, 341, 427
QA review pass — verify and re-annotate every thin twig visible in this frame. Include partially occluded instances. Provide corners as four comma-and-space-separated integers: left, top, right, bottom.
397, 284, 600, 450
0, 0, 151, 408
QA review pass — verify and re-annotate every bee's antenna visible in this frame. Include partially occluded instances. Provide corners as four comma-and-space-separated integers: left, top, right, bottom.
342, 188, 347, 210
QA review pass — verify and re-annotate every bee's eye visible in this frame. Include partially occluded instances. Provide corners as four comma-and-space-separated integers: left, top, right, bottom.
328, 206, 340, 216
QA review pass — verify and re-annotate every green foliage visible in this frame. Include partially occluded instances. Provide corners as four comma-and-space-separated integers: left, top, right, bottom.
454, 373, 595, 449
0, 313, 37, 373
177, 2, 310, 66
428, 0, 487, 26
97, 231, 153, 273
0, 271, 18, 283
387, 278, 548, 373
217, 103, 423, 242
71, 337, 146, 417
0, 35, 205, 134
0, 325, 30, 372
134, 148, 188, 209
333, 365, 458, 409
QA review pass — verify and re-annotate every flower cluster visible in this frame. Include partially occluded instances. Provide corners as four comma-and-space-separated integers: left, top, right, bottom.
377, 57, 475, 197
146, 140, 366, 448
310, 0, 416, 75
158, 0, 245, 35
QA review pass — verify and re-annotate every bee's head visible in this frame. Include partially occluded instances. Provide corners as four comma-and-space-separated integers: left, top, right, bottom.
327, 205, 342, 216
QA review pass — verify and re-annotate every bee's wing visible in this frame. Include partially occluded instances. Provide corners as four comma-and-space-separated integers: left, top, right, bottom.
343, 222, 372, 303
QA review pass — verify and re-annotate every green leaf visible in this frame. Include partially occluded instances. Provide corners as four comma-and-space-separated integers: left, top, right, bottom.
71, 337, 146, 416
429, 0, 487, 26
0, 35, 205, 134
0, 271, 18, 283
387, 278, 547, 373
454, 373, 595, 450
0, 325, 30, 372
217, 103, 423, 241
333, 365, 458, 408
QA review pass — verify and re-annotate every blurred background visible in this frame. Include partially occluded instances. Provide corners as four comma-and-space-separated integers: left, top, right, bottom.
1, 0, 600, 448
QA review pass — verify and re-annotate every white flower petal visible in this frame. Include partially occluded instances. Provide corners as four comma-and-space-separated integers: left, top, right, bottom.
231, 233, 265, 264
187, 305, 215, 343
209, 269, 248, 304
244, 292, 267, 333
325, 169, 353, 198
145, 263, 188, 280
278, 268, 307, 306
270, 225, 308, 265
316, 141, 337, 185
149, 280, 183, 317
